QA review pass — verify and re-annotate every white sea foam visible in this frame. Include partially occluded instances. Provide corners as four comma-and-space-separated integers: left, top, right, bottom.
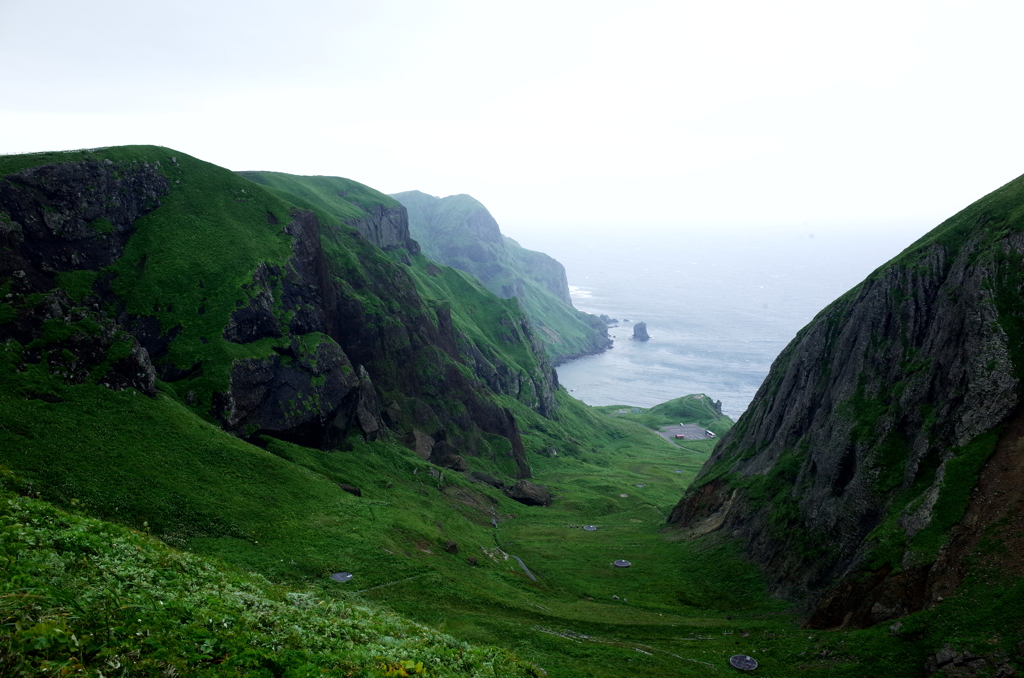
568, 285, 593, 299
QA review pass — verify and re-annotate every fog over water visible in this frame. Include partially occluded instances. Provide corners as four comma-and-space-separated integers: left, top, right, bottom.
507, 226, 930, 420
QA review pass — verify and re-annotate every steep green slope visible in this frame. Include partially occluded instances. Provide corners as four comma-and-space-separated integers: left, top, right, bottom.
669, 171, 1024, 664
390, 191, 611, 364
234, 170, 563, 461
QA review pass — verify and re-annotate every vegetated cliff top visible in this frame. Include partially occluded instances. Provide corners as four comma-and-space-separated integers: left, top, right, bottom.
593, 393, 732, 436
669, 170, 1024, 651
238, 170, 420, 253
391, 190, 611, 364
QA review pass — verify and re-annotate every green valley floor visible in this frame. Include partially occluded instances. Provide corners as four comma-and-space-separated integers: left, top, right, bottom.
2, 390, 1019, 677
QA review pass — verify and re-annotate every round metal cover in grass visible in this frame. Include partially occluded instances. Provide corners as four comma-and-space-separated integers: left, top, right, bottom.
635, 483, 645, 487
619, 493, 629, 497
729, 654, 757, 670
613, 559, 631, 567
583, 525, 597, 531
330, 572, 353, 583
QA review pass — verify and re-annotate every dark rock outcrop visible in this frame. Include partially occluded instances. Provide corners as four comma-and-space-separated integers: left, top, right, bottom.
632, 322, 649, 341
259, 209, 549, 472
216, 337, 359, 448
668, 174, 1024, 628
428, 440, 469, 472
1, 288, 157, 397
469, 471, 504, 488
351, 365, 385, 441
0, 158, 169, 294
223, 262, 283, 343
338, 484, 362, 497
504, 480, 552, 506
454, 317, 558, 418
923, 644, 1020, 677
207, 204, 545, 465
404, 429, 435, 460
0, 159, 169, 398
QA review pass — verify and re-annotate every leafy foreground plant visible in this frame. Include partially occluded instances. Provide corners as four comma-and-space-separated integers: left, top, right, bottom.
0, 470, 541, 677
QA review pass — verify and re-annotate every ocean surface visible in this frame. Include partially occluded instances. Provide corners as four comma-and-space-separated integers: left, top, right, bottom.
507, 226, 931, 420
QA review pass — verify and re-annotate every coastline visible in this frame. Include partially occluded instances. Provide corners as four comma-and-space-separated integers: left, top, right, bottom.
551, 338, 614, 368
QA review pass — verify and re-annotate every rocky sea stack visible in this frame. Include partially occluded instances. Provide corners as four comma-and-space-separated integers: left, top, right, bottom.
632, 321, 650, 341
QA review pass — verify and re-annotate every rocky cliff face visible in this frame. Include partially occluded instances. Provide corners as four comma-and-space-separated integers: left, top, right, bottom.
668, 173, 1024, 629
0, 156, 168, 395
391, 190, 611, 364
504, 239, 573, 306
391, 191, 554, 300
347, 202, 420, 254
0, 157, 169, 290
1, 147, 559, 483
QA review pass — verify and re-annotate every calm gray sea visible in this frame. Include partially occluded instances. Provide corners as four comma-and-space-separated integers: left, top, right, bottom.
507, 226, 930, 420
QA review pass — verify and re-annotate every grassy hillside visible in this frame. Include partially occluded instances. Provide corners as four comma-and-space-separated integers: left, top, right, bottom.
0, 468, 539, 677
0, 332, 783, 676
237, 170, 402, 222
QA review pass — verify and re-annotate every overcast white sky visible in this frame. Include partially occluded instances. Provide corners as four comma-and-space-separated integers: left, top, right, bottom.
2, 0, 1023, 234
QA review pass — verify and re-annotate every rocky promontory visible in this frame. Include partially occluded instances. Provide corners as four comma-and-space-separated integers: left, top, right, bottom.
390, 190, 612, 363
